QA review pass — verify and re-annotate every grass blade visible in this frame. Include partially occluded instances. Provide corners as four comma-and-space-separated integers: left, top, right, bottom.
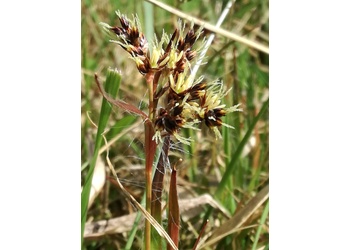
81, 69, 121, 245
216, 98, 269, 197
252, 200, 269, 250
196, 98, 269, 245
199, 185, 269, 249
145, 0, 269, 54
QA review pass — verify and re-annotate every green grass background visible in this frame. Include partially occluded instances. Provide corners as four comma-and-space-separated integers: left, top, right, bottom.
81, 0, 269, 249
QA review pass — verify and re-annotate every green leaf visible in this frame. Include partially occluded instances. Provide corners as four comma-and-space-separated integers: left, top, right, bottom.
252, 200, 269, 250
198, 98, 269, 236
81, 69, 121, 246
215, 98, 269, 198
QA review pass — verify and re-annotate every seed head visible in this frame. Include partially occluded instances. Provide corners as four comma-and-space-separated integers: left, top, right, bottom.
101, 12, 242, 144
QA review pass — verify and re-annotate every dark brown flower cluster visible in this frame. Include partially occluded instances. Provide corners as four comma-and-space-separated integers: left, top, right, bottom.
109, 15, 148, 57
101, 12, 201, 76
101, 12, 241, 144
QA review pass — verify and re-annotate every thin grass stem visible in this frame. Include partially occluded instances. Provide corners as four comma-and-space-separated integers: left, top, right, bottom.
145, 0, 269, 54
191, 0, 235, 77
252, 200, 269, 250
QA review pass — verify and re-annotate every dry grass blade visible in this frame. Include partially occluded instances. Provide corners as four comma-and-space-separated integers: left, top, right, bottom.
191, 0, 234, 77
84, 212, 137, 238
87, 156, 106, 209
198, 185, 269, 249
84, 194, 231, 238
179, 194, 231, 220
85, 112, 107, 208
100, 131, 178, 250
107, 171, 178, 250
145, 0, 269, 54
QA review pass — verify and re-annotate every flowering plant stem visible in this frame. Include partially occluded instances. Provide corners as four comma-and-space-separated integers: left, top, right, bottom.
144, 122, 155, 250
145, 72, 157, 250
97, 11, 242, 249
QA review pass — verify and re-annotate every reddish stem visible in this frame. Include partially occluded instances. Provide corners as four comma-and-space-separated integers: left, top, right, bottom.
167, 164, 180, 250
144, 71, 157, 250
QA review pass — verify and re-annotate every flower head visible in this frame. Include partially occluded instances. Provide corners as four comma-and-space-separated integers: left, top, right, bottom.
101, 13, 203, 77
102, 12, 242, 144
196, 81, 242, 138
